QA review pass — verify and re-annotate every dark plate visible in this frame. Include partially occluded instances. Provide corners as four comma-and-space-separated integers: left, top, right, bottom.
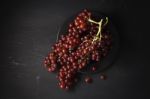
56, 11, 120, 74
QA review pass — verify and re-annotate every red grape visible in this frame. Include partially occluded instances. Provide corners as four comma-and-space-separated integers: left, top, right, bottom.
43, 9, 112, 90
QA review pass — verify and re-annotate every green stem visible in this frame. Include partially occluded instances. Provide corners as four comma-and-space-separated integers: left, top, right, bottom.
88, 17, 108, 43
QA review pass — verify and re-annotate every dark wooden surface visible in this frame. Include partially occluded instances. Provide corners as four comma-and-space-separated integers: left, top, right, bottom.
0, 0, 149, 99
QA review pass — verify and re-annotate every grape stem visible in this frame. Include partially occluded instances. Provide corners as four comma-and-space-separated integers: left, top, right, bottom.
88, 17, 108, 43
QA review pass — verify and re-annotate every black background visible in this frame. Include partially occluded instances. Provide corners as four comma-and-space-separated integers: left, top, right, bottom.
0, 0, 150, 99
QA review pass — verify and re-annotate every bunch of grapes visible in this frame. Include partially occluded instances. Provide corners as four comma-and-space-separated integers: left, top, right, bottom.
44, 9, 112, 90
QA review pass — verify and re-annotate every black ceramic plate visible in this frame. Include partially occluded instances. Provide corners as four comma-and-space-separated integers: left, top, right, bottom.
56, 11, 119, 74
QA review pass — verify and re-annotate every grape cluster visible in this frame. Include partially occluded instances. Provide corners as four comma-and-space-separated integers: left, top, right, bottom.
44, 9, 112, 90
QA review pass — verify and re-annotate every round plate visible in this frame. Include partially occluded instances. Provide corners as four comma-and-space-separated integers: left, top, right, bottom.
56, 11, 119, 75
